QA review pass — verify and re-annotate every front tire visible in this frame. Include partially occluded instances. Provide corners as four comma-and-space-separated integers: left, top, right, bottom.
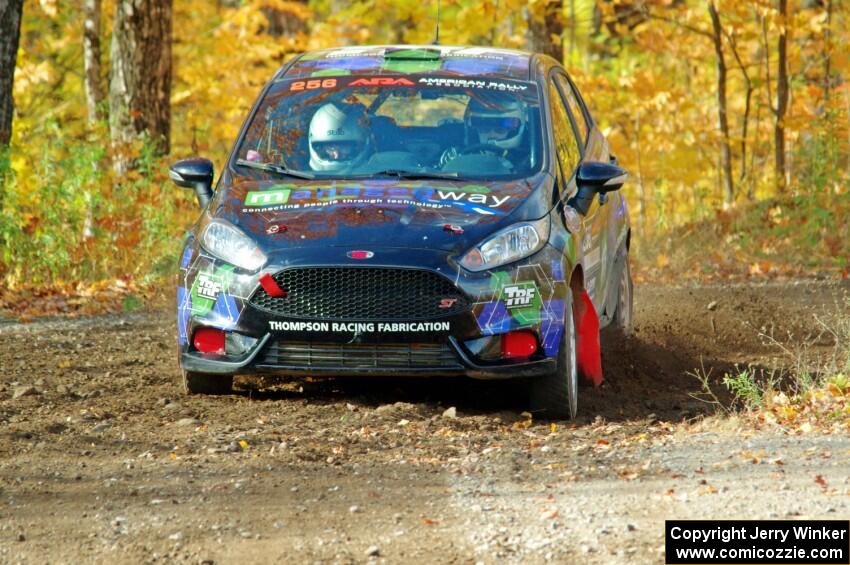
529, 296, 578, 419
182, 370, 233, 395
612, 255, 634, 336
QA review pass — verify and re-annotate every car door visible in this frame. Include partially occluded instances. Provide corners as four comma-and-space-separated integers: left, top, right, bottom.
548, 71, 608, 311
555, 73, 626, 317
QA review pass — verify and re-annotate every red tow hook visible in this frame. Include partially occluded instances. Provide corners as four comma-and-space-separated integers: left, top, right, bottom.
259, 273, 287, 298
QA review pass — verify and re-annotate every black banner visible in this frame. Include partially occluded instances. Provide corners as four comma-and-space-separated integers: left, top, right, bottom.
666, 520, 849, 564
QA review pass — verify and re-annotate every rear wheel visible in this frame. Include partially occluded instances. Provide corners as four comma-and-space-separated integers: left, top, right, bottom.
529, 296, 577, 419
612, 255, 634, 336
182, 370, 233, 395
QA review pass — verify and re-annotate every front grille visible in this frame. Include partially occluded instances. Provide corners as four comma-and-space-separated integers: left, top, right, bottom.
258, 341, 462, 370
249, 267, 468, 320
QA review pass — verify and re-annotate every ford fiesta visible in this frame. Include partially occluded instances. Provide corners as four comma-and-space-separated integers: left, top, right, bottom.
172, 45, 633, 418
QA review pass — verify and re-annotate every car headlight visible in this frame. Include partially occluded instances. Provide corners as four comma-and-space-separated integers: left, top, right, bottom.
459, 216, 550, 272
201, 219, 267, 271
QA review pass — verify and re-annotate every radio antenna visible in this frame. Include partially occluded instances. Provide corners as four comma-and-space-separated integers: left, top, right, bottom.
432, 0, 441, 45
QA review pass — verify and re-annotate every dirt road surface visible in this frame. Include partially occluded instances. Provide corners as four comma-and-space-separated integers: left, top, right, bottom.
1, 280, 848, 564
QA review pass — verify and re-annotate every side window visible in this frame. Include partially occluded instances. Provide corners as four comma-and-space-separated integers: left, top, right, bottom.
554, 74, 589, 147
547, 81, 581, 177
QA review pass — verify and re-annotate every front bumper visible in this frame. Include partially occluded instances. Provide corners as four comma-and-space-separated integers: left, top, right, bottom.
180, 335, 555, 379
178, 244, 568, 380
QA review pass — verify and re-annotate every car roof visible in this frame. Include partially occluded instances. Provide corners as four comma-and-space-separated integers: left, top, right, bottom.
279, 45, 534, 81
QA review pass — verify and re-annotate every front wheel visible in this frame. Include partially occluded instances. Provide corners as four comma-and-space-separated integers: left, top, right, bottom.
612, 255, 634, 336
182, 370, 233, 395
529, 296, 578, 419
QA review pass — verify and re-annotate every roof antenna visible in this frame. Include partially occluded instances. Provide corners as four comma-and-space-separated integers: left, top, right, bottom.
432, 0, 441, 45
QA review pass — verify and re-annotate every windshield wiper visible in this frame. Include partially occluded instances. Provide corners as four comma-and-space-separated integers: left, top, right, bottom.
235, 158, 315, 180
364, 169, 462, 180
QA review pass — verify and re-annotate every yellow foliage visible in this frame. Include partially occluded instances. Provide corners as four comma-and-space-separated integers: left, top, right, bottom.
3, 0, 849, 288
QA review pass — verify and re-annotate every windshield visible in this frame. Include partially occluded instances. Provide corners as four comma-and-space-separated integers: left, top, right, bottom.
233, 74, 543, 180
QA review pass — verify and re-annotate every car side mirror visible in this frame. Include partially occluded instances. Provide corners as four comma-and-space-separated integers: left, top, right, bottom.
577, 161, 628, 192
569, 161, 629, 215
169, 158, 214, 208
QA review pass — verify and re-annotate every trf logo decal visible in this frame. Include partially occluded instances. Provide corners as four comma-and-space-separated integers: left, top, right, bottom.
196, 273, 223, 300
502, 282, 539, 309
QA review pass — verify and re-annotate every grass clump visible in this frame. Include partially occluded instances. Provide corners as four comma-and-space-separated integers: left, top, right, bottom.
691, 301, 850, 432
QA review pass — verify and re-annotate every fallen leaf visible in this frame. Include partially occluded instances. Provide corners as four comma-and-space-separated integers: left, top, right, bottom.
238, 440, 249, 450
540, 508, 559, 520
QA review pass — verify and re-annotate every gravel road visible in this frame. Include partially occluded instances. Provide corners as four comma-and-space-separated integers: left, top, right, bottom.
1, 280, 848, 564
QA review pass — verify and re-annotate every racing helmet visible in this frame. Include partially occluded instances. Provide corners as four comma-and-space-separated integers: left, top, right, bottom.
464, 97, 527, 150
308, 103, 372, 172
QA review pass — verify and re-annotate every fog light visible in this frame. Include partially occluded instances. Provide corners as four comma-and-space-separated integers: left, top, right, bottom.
194, 327, 225, 355
501, 330, 537, 359
225, 332, 258, 355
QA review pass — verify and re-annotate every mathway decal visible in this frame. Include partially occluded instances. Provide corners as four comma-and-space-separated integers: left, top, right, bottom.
242, 186, 510, 215
269, 321, 451, 333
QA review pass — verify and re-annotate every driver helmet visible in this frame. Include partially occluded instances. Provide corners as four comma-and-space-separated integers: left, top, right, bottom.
308, 103, 372, 172
464, 97, 526, 150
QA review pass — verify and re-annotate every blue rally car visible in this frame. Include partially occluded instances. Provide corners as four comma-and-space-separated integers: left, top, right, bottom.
170, 45, 633, 419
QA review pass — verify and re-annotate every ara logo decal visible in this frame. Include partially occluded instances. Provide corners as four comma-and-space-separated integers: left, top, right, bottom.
196, 273, 223, 300
349, 77, 415, 87
245, 189, 291, 207
502, 282, 539, 309
266, 224, 287, 235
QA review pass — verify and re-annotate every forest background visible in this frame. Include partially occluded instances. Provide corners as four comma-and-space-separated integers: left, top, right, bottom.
0, 0, 847, 315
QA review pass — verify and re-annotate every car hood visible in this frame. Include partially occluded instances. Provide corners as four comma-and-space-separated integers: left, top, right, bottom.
210, 172, 553, 254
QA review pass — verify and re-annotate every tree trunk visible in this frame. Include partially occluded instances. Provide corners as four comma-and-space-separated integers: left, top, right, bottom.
527, 0, 564, 63
259, 0, 308, 38
0, 0, 24, 148
567, 0, 575, 64
109, 0, 173, 173
83, 0, 105, 125
708, 0, 734, 205
823, 0, 832, 104
774, 0, 789, 193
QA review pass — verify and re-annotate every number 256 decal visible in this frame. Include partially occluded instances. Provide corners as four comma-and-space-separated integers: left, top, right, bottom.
290, 78, 337, 91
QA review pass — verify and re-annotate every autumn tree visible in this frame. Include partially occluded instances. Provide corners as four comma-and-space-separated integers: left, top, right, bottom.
708, 0, 734, 204
109, 0, 173, 173
774, 0, 790, 193
0, 0, 24, 148
84, 0, 105, 125
527, 0, 564, 62
765, 0, 790, 193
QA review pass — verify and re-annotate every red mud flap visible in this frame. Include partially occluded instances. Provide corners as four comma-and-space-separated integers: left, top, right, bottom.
575, 290, 603, 386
